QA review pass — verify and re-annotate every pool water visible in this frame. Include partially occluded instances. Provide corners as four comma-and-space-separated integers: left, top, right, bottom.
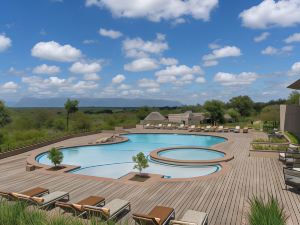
37, 133, 226, 179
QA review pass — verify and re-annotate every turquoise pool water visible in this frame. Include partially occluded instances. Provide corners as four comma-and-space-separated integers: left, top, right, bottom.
37, 133, 226, 179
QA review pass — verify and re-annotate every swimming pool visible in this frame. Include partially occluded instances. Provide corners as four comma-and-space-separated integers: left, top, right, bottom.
37, 133, 226, 179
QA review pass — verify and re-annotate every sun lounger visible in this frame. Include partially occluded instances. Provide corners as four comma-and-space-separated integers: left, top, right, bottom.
17, 191, 69, 209
189, 125, 196, 132
234, 126, 240, 133
283, 168, 300, 190
217, 126, 223, 132
155, 124, 163, 129
243, 127, 248, 133
209, 126, 217, 132
0, 187, 49, 201
145, 124, 151, 129
84, 198, 130, 221
171, 209, 208, 225
223, 127, 229, 132
133, 206, 175, 225
204, 126, 211, 132
166, 124, 173, 130
56, 196, 105, 217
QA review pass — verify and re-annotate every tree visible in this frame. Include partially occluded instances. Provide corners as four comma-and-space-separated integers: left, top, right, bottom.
229, 95, 254, 117
203, 100, 225, 123
64, 99, 79, 131
132, 152, 149, 176
259, 105, 280, 122
226, 108, 240, 122
47, 147, 63, 168
0, 101, 11, 128
73, 112, 92, 131
287, 91, 300, 105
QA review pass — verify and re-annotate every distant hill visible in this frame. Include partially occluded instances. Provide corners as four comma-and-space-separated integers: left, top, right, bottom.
13, 97, 182, 108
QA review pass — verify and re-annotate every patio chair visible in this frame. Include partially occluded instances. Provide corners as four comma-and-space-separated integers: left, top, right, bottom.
170, 209, 208, 225
0, 187, 49, 201
56, 196, 105, 217
188, 125, 196, 132
156, 124, 163, 129
234, 126, 240, 133
133, 206, 175, 225
177, 124, 185, 130
223, 127, 229, 133
145, 124, 151, 129
243, 127, 248, 133
83, 198, 130, 221
204, 126, 211, 132
283, 167, 300, 190
209, 126, 217, 132
166, 124, 173, 130
217, 126, 223, 132
17, 191, 69, 209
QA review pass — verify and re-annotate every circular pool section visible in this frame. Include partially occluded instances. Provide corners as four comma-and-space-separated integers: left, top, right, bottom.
158, 148, 225, 161
36, 133, 226, 179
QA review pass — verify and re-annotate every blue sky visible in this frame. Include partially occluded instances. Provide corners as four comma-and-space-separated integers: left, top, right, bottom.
1, 0, 300, 104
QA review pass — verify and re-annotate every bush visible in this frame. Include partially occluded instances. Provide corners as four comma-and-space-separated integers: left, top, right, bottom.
285, 132, 300, 145
248, 195, 288, 225
132, 152, 149, 175
48, 147, 63, 167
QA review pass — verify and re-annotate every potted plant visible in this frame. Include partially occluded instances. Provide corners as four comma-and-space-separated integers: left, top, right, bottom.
47, 147, 64, 170
132, 152, 149, 177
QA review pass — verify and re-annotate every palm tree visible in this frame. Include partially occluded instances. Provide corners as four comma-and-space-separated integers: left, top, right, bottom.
64, 99, 79, 131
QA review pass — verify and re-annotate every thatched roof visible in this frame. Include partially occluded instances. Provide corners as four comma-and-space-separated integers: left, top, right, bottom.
144, 112, 166, 121
224, 114, 232, 120
287, 79, 300, 90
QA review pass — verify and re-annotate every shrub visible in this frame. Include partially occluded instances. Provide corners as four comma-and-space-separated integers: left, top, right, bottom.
285, 132, 300, 145
48, 147, 63, 167
248, 195, 288, 225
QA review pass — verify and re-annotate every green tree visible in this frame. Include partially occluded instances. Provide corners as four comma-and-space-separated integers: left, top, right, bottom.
203, 100, 225, 123
47, 147, 63, 168
137, 107, 150, 120
132, 152, 149, 176
0, 101, 11, 128
64, 99, 79, 131
226, 108, 240, 122
229, 95, 254, 117
287, 91, 300, 105
259, 105, 280, 122
73, 112, 92, 131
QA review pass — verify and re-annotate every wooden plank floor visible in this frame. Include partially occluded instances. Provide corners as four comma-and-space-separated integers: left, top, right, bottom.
0, 131, 299, 225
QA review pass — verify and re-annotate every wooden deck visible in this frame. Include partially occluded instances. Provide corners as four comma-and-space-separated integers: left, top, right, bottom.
0, 130, 299, 225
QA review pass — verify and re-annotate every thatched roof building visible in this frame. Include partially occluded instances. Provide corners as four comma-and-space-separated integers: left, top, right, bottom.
144, 112, 166, 121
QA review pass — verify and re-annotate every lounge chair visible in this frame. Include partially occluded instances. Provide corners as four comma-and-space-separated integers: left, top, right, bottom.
17, 191, 69, 209
84, 198, 130, 221
133, 206, 175, 225
145, 124, 151, 129
234, 126, 240, 133
0, 187, 49, 201
155, 124, 163, 129
209, 126, 217, 132
56, 196, 105, 217
283, 168, 300, 190
223, 127, 229, 133
217, 126, 223, 132
188, 125, 196, 132
204, 126, 211, 132
166, 124, 173, 130
171, 209, 208, 225
243, 127, 248, 133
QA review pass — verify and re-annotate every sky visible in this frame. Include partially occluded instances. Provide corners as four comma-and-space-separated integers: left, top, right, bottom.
1, 0, 300, 105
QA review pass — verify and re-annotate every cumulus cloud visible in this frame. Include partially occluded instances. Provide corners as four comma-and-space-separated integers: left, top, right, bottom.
0, 34, 12, 52
83, 73, 101, 81
83, 39, 98, 44
285, 33, 300, 43
214, 72, 258, 86
31, 41, 82, 62
122, 34, 168, 58
112, 74, 126, 83
289, 62, 300, 75
240, 0, 300, 29
155, 64, 204, 85
85, 0, 219, 22
33, 64, 61, 75
69, 61, 102, 74
261, 45, 293, 55
160, 57, 178, 66
202, 46, 241, 67
99, 28, 123, 39
0, 81, 19, 93
254, 32, 270, 42
124, 58, 159, 72
138, 78, 160, 88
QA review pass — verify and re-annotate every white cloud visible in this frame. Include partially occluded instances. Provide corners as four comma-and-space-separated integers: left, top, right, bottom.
214, 72, 258, 86
0, 81, 18, 93
121, 89, 143, 96
254, 32, 270, 42
83, 39, 98, 44
261, 45, 293, 55
122, 34, 168, 58
124, 58, 159, 72
195, 77, 206, 83
69, 61, 102, 74
0, 34, 12, 52
208, 43, 220, 49
118, 84, 131, 90
33, 64, 61, 75
160, 57, 178, 65
155, 64, 203, 85
146, 88, 160, 93
112, 74, 126, 83
85, 0, 219, 22
285, 33, 300, 43
31, 41, 82, 62
138, 78, 159, 88
240, 0, 300, 29
83, 73, 101, 81
99, 28, 123, 39
202, 46, 241, 66
289, 62, 300, 75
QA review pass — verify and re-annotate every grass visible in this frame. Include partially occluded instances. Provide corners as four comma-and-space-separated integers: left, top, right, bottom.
251, 144, 288, 151
253, 137, 288, 143
248, 195, 288, 225
0, 201, 122, 225
285, 131, 300, 145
